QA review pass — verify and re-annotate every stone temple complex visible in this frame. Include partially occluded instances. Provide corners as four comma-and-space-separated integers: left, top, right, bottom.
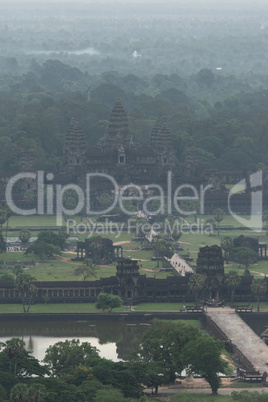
60, 99, 175, 186
1, 97, 267, 214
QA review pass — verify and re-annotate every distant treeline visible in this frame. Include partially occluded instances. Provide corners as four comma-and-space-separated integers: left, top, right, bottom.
0, 60, 268, 174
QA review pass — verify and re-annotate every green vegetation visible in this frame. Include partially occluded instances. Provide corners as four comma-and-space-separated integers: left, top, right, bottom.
96, 293, 123, 312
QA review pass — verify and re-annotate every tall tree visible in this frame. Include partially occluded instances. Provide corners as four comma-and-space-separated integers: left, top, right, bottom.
224, 270, 241, 304
43, 339, 100, 377
131, 320, 200, 393
0, 209, 6, 234
221, 236, 233, 263
10, 383, 28, 402
232, 247, 258, 268
188, 274, 204, 305
14, 273, 36, 312
2, 338, 24, 376
251, 278, 267, 311
183, 336, 227, 394
74, 259, 99, 281
213, 208, 224, 236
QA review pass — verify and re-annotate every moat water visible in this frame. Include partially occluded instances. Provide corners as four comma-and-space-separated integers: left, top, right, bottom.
0, 320, 151, 362
0, 316, 267, 362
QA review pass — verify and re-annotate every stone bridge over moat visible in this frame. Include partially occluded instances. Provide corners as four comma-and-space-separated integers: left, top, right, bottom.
206, 307, 268, 375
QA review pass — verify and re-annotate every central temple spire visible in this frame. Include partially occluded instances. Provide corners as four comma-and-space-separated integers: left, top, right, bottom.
103, 99, 134, 150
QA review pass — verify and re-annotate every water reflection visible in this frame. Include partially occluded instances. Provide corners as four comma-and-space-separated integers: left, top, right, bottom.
0, 321, 148, 362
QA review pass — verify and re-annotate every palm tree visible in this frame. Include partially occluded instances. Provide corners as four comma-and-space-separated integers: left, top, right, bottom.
15, 273, 36, 312
89, 235, 103, 263
27, 384, 47, 402
213, 208, 224, 236
3, 338, 25, 376
2, 204, 12, 242
0, 209, 7, 233
188, 274, 204, 305
221, 236, 233, 263
224, 270, 241, 305
10, 383, 28, 401
251, 278, 267, 311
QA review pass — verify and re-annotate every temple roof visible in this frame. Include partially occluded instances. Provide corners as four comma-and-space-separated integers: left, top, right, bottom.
108, 99, 129, 139
64, 117, 86, 155
151, 121, 172, 150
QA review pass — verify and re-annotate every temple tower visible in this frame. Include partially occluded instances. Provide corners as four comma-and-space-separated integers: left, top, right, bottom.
64, 118, 86, 166
102, 99, 134, 152
151, 122, 174, 166
196, 245, 224, 300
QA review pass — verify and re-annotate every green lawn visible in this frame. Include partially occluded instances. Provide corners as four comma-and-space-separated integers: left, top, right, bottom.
2, 213, 268, 280
170, 394, 233, 401
0, 303, 126, 313
135, 302, 183, 311
0, 302, 203, 314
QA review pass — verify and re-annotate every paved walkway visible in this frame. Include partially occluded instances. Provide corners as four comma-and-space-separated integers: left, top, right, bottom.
206, 307, 268, 374
165, 253, 194, 276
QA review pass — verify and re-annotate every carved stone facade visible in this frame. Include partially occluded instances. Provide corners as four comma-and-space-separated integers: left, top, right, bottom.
60, 99, 175, 186
0, 250, 265, 305
196, 245, 225, 300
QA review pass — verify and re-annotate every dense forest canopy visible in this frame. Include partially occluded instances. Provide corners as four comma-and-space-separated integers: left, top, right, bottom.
0, 1, 268, 173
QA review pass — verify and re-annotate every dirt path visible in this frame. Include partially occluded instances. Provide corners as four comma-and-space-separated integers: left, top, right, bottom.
113, 240, 131, 245
59, 255, 80, 265
251, 270, 266, 276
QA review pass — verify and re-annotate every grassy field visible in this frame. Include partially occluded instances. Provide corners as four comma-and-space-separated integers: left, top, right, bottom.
2, 214, 268, 280
0, 303, 127, 313
1, 301, 268, 314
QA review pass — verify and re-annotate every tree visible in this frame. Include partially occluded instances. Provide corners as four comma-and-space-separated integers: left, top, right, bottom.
43, 339, 100, 377
131, 320, 200, 393
1, 204, 12, 242
0, 272, 14, 281
10, 383, 47, 402
37, 231, 66, 250
179, 199, 200, 222
24, 190, 36, 207
188, 274, 204, 304
89, 235, 103, 264
14, 273, 36, 312
13, 264, 23, 277
251, 278, 267, 311
0, 209, 6, 233
221, 236, 233, 263
232, 247, 258, 268
19, 229, 31, 244
10, 383, 28, 402
213, 208, 224, 236
96, 293, 123, 312
262, 211, 268, 236
74, 259, 98, 281
94, 389, 126, 402
151, 236, 174, 267
25, 241, 61, 260
224, 270, 241, 304
183, 336, 227, 394
1, 338, 24, 376
98, 192, 113, 208
0, 233, 6, 253
92, 360, 143, 398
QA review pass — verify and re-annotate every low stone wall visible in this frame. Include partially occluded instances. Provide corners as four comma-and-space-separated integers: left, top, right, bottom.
0, 311, 204, 322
